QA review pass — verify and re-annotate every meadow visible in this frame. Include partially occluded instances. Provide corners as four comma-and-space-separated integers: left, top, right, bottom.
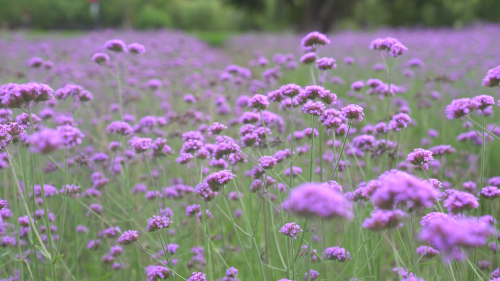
1, 25, 500, 281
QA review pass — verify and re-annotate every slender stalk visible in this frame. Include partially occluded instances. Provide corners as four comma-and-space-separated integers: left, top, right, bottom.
309, 115, 315, 182
329, 121, 352, 181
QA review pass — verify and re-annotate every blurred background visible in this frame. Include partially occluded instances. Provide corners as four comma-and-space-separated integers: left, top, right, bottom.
1, 0, 500, 32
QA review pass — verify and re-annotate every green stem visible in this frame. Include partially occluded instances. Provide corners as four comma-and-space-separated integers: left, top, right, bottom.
329, 122, 352, 181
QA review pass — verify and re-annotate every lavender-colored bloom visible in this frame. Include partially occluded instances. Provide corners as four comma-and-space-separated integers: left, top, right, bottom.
225, 267, 238, 277
176, 153, 193, 165
282, 182, 353, 220
351, 81, 365, 91
372, 170, 439, 209
429, 145, 456, 156
369, 37, 407, 57
302, 100, 325, 116
321, 180, 343, 193
323, 246, 351, 261
303, 269, 319, 280
204, 170, 235, 191
463, 181, 477, 193
92, 52, 109, 64
419, 217, 493, 260
279, 222, 303, 239
362, 209, 406, 231
105, 39, 127, 52
472, 95, 495, 110
482, 65, 500, 87
258, 156, 277, 170
207, 122, 227, 135
187, 272, 206, 281
481, 186, 500, 200
145, 216, 171, 232
0, 199, 6, 210
195, 182, 217, 201
248, 94, 269, 110
388, 113, 411, 131
406, 148, 434, 165
280, 84, 302, 97
341, 104, 364, 121
129, 137, 152, 153
147, 265, 172, 280
107, 121, 133, 135
445, 98, 479, 119
300, 52, 317, 64
315, 57, 336, 71
416, 245, 440, 258
127, 43, 145, 54
30, 129, 63, 154
213, 142, 239, 160
443, 191, 479, 214
57, 125, 84, 148
302, 32, 330, 48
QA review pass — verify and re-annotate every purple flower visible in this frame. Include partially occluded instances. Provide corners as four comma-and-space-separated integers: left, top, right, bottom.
105, 39, 127, 52
416, 245, 440, 258
107, 121, 133, 135
57, 125, 85, 147
195, 182, 217, 201
248, 94, 269, 110
301, 32, 330, 49
482, 65, 500, 87
445, 98, 479, 119
146, 265, 172, 280
92, 52, 110, 64
480, 186, 500, 200
406, 148, 434, 165
30, 129, 63, 154
429, 145, 456, 156
419, 217, 493, 260
129, 137, 152, 153
362, 209, 406, 231
302, 100, 325, 116
443, 191, 479, 214
388, 113, 411, 131
280, 84, 302, 97
389, 43, 408, 57
213, 142, 239, 160
472, 95, 495, 110
225, 267, 238, 277
321, 180, 343, 193
341, 104, 364, 121
300, 52, 317, 64
315, 57, 336, 71
145, 216, 171, 232
207, 122, 227, 135
370, 37, 408, 57
371, 170, 440, 209
187, 272, 206, 281
303, 269, 319, 280
279, 222, 303, 239
282, 182, 353, 220
323, 246, 351, 261
204, 170, 235, 191
127, 43, 145, 54
0, 199, 7, 210
176, 153, 193, 165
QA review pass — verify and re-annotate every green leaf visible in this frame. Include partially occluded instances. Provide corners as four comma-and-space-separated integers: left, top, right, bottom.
34, 245, 52, 261
52, 253, 65, 265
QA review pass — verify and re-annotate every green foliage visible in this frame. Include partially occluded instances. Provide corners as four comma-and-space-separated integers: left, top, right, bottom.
0, 0, 500, 31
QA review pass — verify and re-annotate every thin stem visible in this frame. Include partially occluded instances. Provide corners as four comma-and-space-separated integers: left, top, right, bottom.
329, 122, 352, 181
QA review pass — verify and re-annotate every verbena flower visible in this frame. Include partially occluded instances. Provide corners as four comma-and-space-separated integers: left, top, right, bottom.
323, 246, 351, 262
282, 182, 353, 220
145, 216, 172, 232
362, 209, 406, 231
279, 222, 303, 239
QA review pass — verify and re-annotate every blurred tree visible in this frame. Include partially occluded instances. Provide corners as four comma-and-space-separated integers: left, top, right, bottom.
1, 0, 500, 31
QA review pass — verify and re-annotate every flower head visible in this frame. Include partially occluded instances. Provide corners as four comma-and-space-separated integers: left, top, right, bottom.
282, 182, 353, 220
279, 222, 303, 239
